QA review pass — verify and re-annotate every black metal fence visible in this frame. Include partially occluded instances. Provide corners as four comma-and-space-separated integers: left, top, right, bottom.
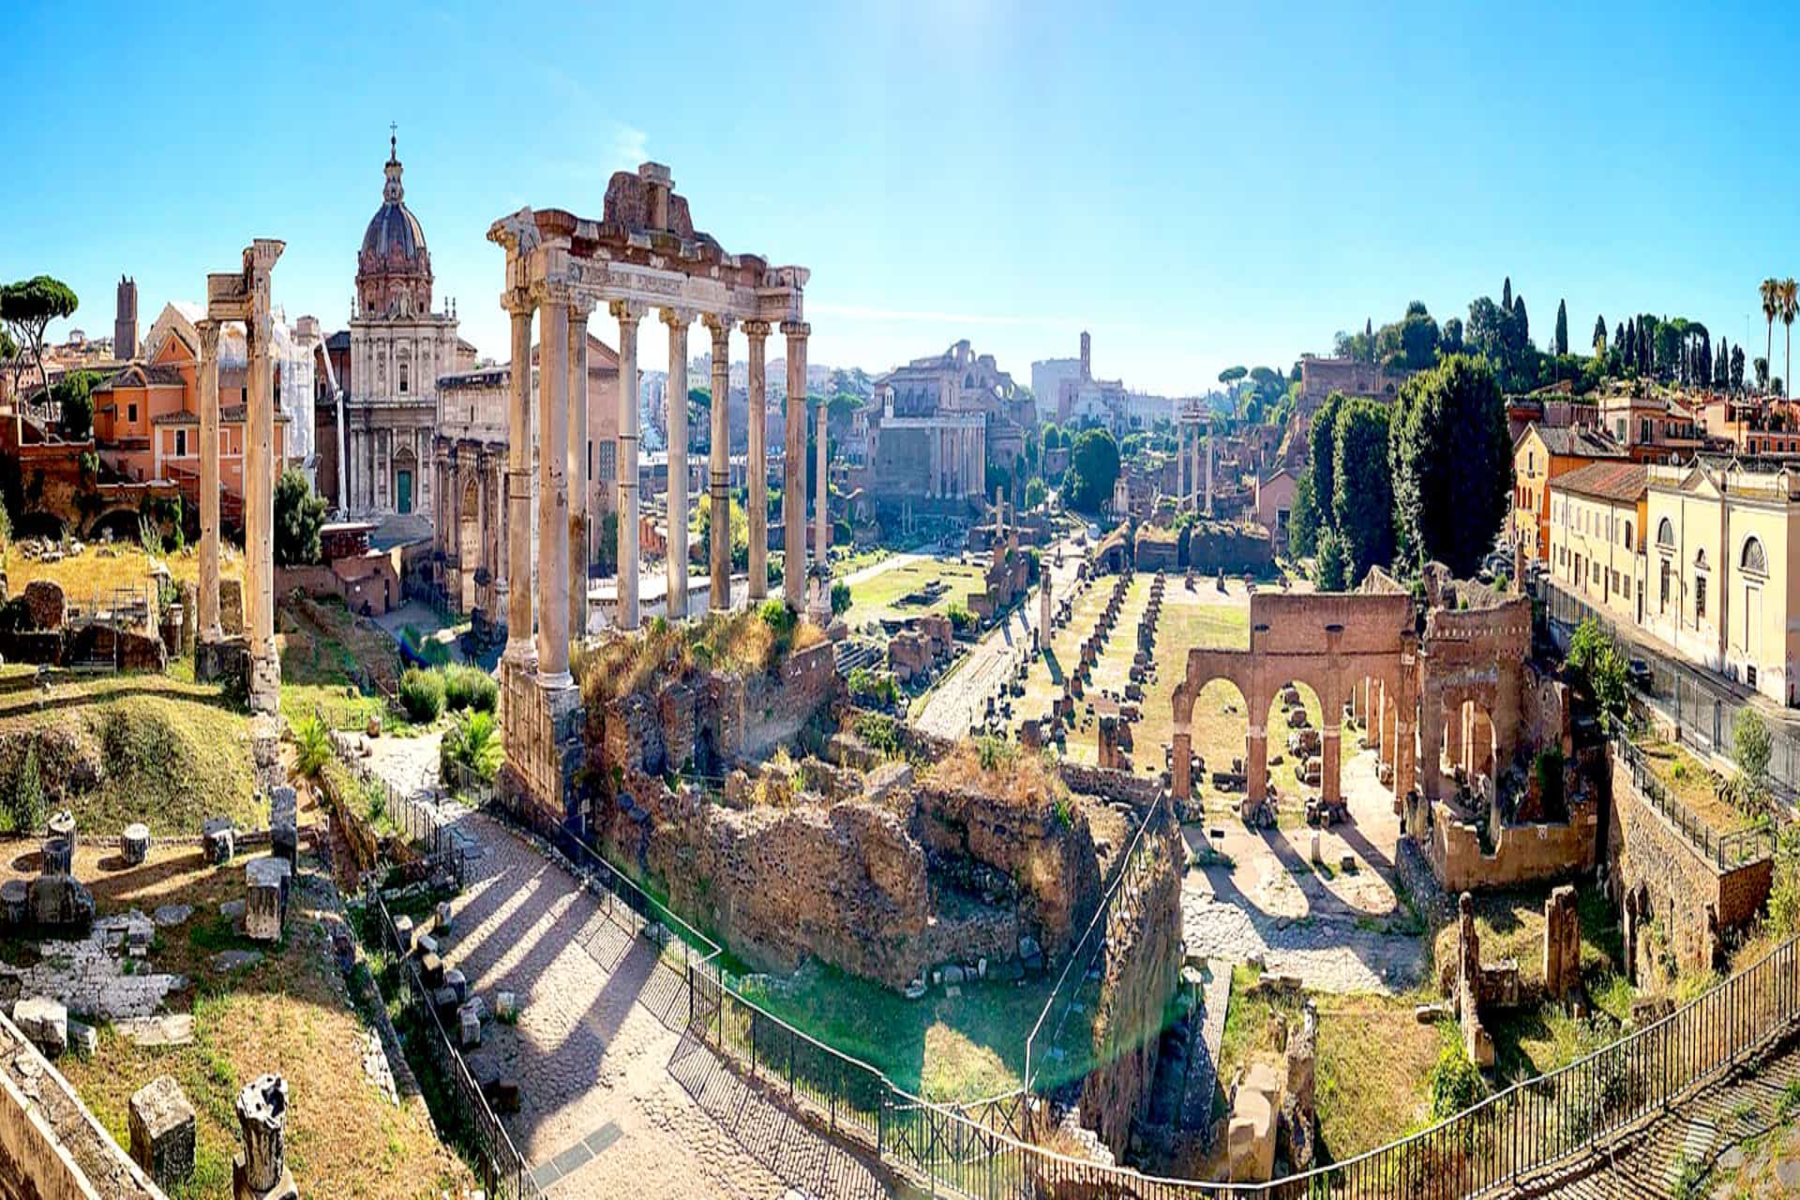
1612, 733, 1778, 869
367, 887, 544, 1200
330, 732, 467, 889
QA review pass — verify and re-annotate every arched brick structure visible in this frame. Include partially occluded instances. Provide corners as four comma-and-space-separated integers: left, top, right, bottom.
1172, 592, 1418, 809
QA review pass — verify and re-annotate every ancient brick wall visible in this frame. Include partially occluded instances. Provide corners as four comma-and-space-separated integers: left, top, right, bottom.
1608, 756, 1773, 975
1520, 661, 1573, 758
1076, 823, 1184, 1159
0, 1009, 164, 1200
1425, 800, 1599, 893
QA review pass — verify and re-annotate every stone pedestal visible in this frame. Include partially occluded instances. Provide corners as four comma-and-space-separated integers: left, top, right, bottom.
1544, 885, 1581, 1003
245, 859, 288, 942
28, 873, 94, 931
40, 835, 72, 877
196, 634, 251, 690
121, 823, 151, 866
130, 1075, 197, 1188
458, 1001, 482, 1048
392, 915, 414, 955
0, 880, 25, 926
204, 819, 236, 865
269, 786, 297, 866
46, 810, 76, 852
232, 1075, 297, 1200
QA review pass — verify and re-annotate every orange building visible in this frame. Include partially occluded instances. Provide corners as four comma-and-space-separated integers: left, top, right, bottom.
1510, 422, 1629, 563
91, 303, 287, 521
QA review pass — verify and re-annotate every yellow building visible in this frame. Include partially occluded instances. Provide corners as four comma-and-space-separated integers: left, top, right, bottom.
1547, 460, 1647, 626
1641, 458, 1800, 706
1511, 423, 1629, 562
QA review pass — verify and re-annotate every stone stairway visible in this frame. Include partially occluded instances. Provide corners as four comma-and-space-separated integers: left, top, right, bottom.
1490, 1032, 1800, 1199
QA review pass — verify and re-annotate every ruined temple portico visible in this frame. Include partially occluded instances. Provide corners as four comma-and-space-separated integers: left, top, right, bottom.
487, 163, 809, 822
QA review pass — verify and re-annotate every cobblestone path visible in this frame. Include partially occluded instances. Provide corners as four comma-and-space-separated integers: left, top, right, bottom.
432, 811, 895, 1200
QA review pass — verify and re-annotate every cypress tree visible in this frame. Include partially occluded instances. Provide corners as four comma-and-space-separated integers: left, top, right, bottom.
1554, 299, 1569, 356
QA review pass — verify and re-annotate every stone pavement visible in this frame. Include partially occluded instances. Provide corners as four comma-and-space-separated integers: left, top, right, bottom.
913, 535, 1087, 739
434, 810, 895, 1199
1180, 748, 1427, 995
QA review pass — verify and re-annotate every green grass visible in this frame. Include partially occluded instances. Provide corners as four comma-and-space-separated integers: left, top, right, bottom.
841, 556, 991, 628
735, 959, 1070, 1103
0, 671, 260, 835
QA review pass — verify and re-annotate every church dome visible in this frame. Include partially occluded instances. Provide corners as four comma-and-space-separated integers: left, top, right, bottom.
356, 132, 433, 319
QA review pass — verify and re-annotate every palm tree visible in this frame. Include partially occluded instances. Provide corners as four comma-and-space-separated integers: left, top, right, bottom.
1784, 279, 1799, 401
1762, 278, 1782, 394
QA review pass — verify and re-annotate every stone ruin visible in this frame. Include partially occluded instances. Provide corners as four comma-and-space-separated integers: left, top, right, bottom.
233, 1074, 298, 1200
131, 1074, 197, 1189
2, 810, 96, 936
1543, 884, 1582, 1006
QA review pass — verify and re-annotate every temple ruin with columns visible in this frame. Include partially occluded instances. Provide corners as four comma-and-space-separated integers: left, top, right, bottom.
486, 163, 815, 824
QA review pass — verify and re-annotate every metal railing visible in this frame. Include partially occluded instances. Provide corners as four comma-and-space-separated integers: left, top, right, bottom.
461, 771, 1800, 1199
367, 886, 545, 1200
329, 731, 465, 887
1544, 579, 1800, 804
1023, 801, 1166, 1095
1612, 733, 1778, 870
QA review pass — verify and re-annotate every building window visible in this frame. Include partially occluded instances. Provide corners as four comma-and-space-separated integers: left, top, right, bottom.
175, 429, 186, 457
1661, 559, 1671, 611
1624, 521, 1633, 548
1657, 517, 1674, 548
597, 440, 617, 483
1741, 536, 1768, 576
1623, 576, 1631, 600
399, 360, 410, 394
127, 403, 138, 423
1696, 574, 1707, 621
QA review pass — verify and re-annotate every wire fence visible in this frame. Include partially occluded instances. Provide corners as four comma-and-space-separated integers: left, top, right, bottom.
1543, 579, 1800, 803
438, 763, 1800, 1199
366, 885, 545, 1200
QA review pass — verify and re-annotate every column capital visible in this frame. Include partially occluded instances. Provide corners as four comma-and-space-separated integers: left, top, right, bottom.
195, 319, 221, 352
780, 320, 810, 339
567, 294, 597, 321
609, 298, 646, 324
660, 307, 698, 331
741, 318, 770, 339
499, 287, 535, 318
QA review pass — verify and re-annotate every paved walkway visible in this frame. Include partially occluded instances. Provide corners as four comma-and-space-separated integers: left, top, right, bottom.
433, 811, 895, 1200
913, 536, 1087, 739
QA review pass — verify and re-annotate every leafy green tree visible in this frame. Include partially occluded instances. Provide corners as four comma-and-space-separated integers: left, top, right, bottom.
1308, 391, 1346, 520
1762, 278, 1782, 393
1439, 316, 1464, 356
1218, 365, 1247, 388
693, 493, 748, 570
1592, 314, 1607, 356
1061, 428, 1120, 515
1732, 708, 1773, 813
1331, 399, 1395, 582
830, 579, 851, 616
1023, 476, 1047, 509
1554, 299, 1569, 356
1390, 355, 1510, 577
273, 466, 325, 566
0, 327, 16, 403
52, 369, 100, 441
1313, 528, 1350, 591
1288, 472, 1320, 557
0, 276, 78, 403
1566, 618, 1629, 729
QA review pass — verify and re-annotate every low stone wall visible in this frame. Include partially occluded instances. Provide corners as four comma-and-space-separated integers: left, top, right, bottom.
1608, 755, 1774, 976
0, 1007, 164, 1200
1421, 799, 1599, 894
1076, 821, 1185, 1159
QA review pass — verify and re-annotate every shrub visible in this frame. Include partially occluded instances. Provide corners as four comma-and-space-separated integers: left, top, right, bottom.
10, 744, 45, 834
441, 710, 502, 783
293, 713, 329, 779
831, 579, 851, 616
847, 666, 900, 709
443, 664, 498, 713
946, 604, 975, 633
1426, 1032, 1485, 1119
397, 668, 444, 723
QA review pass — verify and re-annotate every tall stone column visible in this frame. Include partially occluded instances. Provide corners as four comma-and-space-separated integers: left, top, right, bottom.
1321, 725, 1341, 809
534, 283, 572, 683
662, 309, 693, 620
1395, 716, 1417, 803
243, 239, 283, 715
612, 300, 644, 630
781, 322, 809, 608
1247, 722, 1268, 802
503, 293, 535, 664
745, 321, 769, 601
1420, 694, 1443, 802
1171, 729, 1193, 802
568, 302, 591, 642
196, 319, 222, 641
814, 394, 829, 569
706, 316, 735, 610
1204, 421, 1214, 515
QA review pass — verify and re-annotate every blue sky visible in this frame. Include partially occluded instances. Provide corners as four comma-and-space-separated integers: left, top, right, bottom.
9, 0, 1799, 395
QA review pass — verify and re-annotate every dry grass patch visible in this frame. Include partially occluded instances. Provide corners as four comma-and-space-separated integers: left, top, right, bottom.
1631, 736, 1758, 836
921, 737, 1068, 813
5, 542, 244, 603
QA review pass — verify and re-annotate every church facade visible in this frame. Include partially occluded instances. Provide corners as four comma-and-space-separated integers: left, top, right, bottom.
318, 135, 473, 521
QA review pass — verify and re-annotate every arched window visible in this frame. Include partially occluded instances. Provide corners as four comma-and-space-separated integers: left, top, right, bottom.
1695, 548, 1709, 572
1657, 517, 1674, 548
1741, 536, 1768, 575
